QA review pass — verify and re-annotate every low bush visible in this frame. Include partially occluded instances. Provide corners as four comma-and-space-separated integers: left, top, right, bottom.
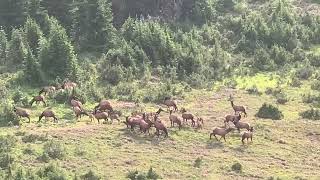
0, 103, 20, 126
80, 170, 101, 180
22, 134, 47, 143
43, 141, 66, 160
0, 154, 14, 169
224, 79, 237, 89
127, 167, 161, 180
255, 103, 284, 120
37, 163, 67, 180
246, 85, 262, 95
311, 80, 320, 91
231, 162, 242, 173
300, 108, 320, 120
289, 77, 302, 87
302, 93, 320, 104
23, 144, 36, 155
276, 93, 288, 104
194, 157, 203, 168
0, 135, 17, 153
53, 90, 70, 104
295, 67, 313, 80
265, 87, 282, 96
12, 90, 29, 107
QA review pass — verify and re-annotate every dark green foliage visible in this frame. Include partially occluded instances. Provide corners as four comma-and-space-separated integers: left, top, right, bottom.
24, 47, 42, 85
311, 80, 320, 91
40, 17, 79, 82
0, 154, 14, 169
23, 144, 36, 155
127, 167, 160, 180
300, 108, 320, 120
43, 141, 66, 160
100, 65, 124, 85
231, 162, 242, 173
12, 90, 29, 107
0, 0, 28, 32
37, 163, 67, 180
302, 93, 320, 104
22, 133, 48, 143
295, 67, 313, 80
0, 103, 20, 126
6, 29, 27, 70
53, 90, 70, 104
246, 85, 262, 95
0, 135, 17, 153
71, 0, 116, 52
265, 87, 282, 96
194, 157, 203, 168
256, 103, 283, 120
276, 93, 288, 104
309, 53, 320, 67
80, 170, 101, 180
0, 29, 7, 65
290, 77, 302, 87
23, 18, 43, 56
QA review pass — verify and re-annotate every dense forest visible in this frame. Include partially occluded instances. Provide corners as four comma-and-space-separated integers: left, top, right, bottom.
1, 0, 320, 179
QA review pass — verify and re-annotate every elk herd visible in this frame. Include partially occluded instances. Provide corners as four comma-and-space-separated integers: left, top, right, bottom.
12, 82, 254, 144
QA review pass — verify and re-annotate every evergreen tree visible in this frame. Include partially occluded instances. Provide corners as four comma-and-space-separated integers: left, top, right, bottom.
0, 0, 28, 31
71, 0, 116, 52
27, 0, 49, 31
40, 17, 79, 81
24, 46, 42, 84
0, 29, 7, 65
23, 18, 43, 56
6, 29, 27, 69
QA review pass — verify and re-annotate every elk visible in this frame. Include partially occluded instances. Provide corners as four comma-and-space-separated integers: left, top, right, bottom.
229, 95, 247, 117
196, 117, 204, 129
153, 115, 168, 137
224, 113, 241, 127
92, 111, 109, 124
39, 86, 56, 96
125, 115, 144, 130
139, 115, 153, 134
13, 107, 31, 123
169, 110, 182, 130
73, 106, 89, 120
39, 109, 58, 123
242, 127, 254, 144
233, 120, 251, 133
94, 100, 113, 113
62, 81, 77, 90
108, 111, 121, 123
164, 97, 178, 112
30, 95, 46, 107
70, 97, 83, 110
181, 108, 195, 127
210, 127, 234, 142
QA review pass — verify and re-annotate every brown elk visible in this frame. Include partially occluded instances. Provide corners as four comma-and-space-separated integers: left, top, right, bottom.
13, 107, 31, 123
181, 108, 195, 127
73, 106, 89, 120
164, 97, 178, 111
233, 120, 251, 133
196, 117, 204, 129
229, 95, 247, 117
242, 127, 254, 144
30, 95, 46, 107
210, 127, 234, 142
70, 97, 83, 110
92, 111, 109, 124
62, 81, 77, 90
108, 111, 121, 123
94, 100, 113, 113
139, 115, 153, 134
153, 115, 168, 137
39, 109, 58, 123
39, 86, 56, 96
169, 110, 182, 130
125, 116, 144, 130
224, 113, 241, 127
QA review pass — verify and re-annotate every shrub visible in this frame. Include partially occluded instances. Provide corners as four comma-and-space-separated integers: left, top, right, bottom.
255, 103, 284, 120
290, 77, 302, 87
295, 67, 313, 80
53, 90, 70, 104
37, 164, 67, 180
265, 87, 282, 96
276, 93, 288, 104
101, 65, 124, 85
12, 90, 28, 106
43, 141, 66, 160
146, 167, 161, 180
80, 170, 101, 180
126, 167, 160, 180
23, 144, 36, 155
246, 85, 262, 95
311, 80, 320, 91
22, 133, 48, 143
0, 135, 17, 153
231, 162, 242, 173
302, 93, 320, 104
0, 103, 20, 126
300, 108, 320, 120
224, 79, 237, 89
0, 154, 14, 169
194, 157, 203, 168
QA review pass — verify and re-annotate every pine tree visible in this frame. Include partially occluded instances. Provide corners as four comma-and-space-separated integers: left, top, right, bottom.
0, 29, 7, 65
27, 0, 49, 31
23, 18, 43, 56
71, 0, 116, 52
0, 0, 28, 31
24, 46, 42, 84
6, 29, 27, 69
40, 17, 79, 81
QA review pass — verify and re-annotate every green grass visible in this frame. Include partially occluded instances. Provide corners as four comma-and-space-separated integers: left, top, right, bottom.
1, 74, 320, 179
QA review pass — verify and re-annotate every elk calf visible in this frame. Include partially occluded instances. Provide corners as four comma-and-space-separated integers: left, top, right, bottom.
242, 127, 254, 144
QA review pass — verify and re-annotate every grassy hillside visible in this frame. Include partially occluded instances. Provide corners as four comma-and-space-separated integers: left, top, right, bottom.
1, 74, 320, 179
